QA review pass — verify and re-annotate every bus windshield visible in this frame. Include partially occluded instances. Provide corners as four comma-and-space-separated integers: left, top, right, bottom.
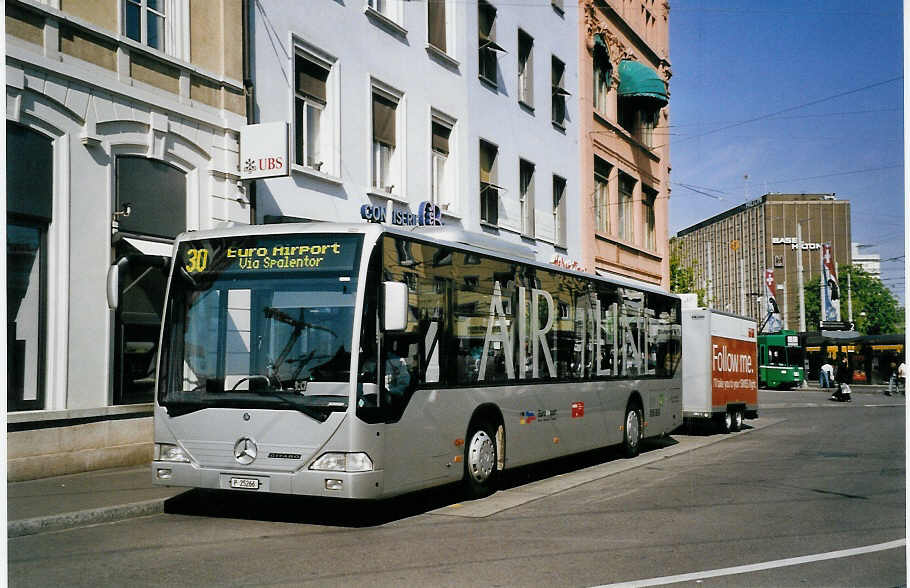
159, 233, 363, 418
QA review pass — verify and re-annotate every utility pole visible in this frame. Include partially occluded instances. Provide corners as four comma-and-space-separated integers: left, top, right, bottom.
783, 286, 789, 330
797, 223, 806, 331
847, 271, 853, 323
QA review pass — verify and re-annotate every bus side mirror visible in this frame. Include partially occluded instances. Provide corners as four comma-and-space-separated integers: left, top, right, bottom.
382, 281, 409, 331
106, 257, 131, 311
107, 254, 172, 311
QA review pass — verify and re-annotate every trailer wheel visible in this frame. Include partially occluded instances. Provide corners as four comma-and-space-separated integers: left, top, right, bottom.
621, 403, 643, 458
731, 409, 743, 432
464, 421, 499, 498
716, 411, 732, 434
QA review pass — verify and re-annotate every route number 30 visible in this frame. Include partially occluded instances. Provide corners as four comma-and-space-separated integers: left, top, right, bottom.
184, 248, 209, 273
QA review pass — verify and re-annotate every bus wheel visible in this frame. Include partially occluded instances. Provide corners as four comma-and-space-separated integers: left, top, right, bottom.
621, 404, 642, 458
464, 421, 498, 497
716, 411, 732, 434
731, 409, 743, 432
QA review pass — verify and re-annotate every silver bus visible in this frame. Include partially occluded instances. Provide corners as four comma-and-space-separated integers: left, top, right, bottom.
148, 222, 682, 499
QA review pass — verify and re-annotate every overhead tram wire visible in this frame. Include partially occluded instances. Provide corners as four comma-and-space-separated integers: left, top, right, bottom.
654, 75, 902, 150
672, 163, 903, 197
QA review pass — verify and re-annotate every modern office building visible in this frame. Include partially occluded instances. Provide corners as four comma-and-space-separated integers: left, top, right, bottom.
6, 0, 247, 480
673, 193, 852, 329
577, 0, 672, 287
852, 242, 881, 278
249, 0, 580, 266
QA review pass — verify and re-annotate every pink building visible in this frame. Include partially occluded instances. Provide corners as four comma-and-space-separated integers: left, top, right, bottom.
578, 0, 671, 288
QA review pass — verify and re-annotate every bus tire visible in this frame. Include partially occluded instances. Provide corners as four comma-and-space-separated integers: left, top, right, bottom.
716, 411, 732, 434
731, 409, 743, 432
621, 403, 643, 458
464, 420, 498, 498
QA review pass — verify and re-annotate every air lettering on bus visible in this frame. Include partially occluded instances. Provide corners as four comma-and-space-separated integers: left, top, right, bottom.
479, 282, 515, 380
479, 281, 556, 381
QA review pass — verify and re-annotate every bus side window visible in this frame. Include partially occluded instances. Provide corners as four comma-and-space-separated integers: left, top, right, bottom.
382, 336, 418, 411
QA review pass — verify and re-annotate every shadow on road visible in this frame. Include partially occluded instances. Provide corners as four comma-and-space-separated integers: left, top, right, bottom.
163, 435, 681, 527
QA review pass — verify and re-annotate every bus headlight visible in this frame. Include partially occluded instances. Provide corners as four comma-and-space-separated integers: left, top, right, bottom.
310, 452, 374, 472
155, 443, 190, 463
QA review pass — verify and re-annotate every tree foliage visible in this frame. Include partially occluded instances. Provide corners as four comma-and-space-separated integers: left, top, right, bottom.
669, 240, 706, 306
803, 264, 904, 334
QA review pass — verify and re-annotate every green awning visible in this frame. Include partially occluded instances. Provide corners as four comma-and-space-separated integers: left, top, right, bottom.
618, 59, 668, 104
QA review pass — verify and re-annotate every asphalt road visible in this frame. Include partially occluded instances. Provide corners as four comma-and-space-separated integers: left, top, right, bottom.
9, 390, 906, 587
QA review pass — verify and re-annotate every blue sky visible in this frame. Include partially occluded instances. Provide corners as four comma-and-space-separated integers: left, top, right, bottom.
667, 1, 904, 302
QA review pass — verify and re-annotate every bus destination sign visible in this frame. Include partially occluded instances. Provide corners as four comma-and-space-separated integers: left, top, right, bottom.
179, 234, 361, 275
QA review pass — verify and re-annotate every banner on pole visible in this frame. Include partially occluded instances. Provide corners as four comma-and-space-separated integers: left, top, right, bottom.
764, 268, 782, 333
820, 243, 841, 322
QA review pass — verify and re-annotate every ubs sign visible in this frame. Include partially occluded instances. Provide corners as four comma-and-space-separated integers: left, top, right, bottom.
772, 236, 821, 250
240, 122, 289, 180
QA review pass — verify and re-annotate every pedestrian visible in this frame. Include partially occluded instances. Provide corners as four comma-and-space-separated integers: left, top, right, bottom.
820, 361, 834, 389
832, 356, 852, 401
898, 361, 906, 395
886, 362, 896, 396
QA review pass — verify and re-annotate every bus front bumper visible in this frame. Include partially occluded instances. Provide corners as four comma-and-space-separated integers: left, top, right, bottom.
152, 461, 385, 499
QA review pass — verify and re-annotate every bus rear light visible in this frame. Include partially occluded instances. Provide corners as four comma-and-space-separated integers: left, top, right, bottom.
454, 438, 464, 447
310, 452, 374, 473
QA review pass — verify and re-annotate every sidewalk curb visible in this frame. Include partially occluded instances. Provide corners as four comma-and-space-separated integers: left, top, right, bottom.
8, 498, 168, 538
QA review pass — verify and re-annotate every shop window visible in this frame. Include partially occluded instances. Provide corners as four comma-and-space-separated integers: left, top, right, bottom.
8, 223, 47, 411
7, 123, 52, 411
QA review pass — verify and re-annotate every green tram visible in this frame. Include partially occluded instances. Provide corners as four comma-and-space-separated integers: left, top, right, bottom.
758, 330, 805, 389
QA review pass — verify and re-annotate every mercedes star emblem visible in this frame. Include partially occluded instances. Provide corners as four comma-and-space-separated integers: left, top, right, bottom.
233, 438, 257, 465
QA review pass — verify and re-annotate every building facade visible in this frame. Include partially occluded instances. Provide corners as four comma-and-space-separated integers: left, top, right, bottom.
673, 193, 852, 330
6, 0, 247, 480
852, 242, 881, 278
578, 0, 671, 287
250, 0, 580, 266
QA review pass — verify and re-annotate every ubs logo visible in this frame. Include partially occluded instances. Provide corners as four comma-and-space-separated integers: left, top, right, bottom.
233, 438, 257, 465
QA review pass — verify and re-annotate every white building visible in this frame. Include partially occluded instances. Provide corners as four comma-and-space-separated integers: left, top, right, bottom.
249, 0, 580, 265
6, 0, 247, 480
852, 242, 881, 279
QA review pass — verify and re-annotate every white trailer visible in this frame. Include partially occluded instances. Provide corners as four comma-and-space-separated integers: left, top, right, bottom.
682, 307, 759, 432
